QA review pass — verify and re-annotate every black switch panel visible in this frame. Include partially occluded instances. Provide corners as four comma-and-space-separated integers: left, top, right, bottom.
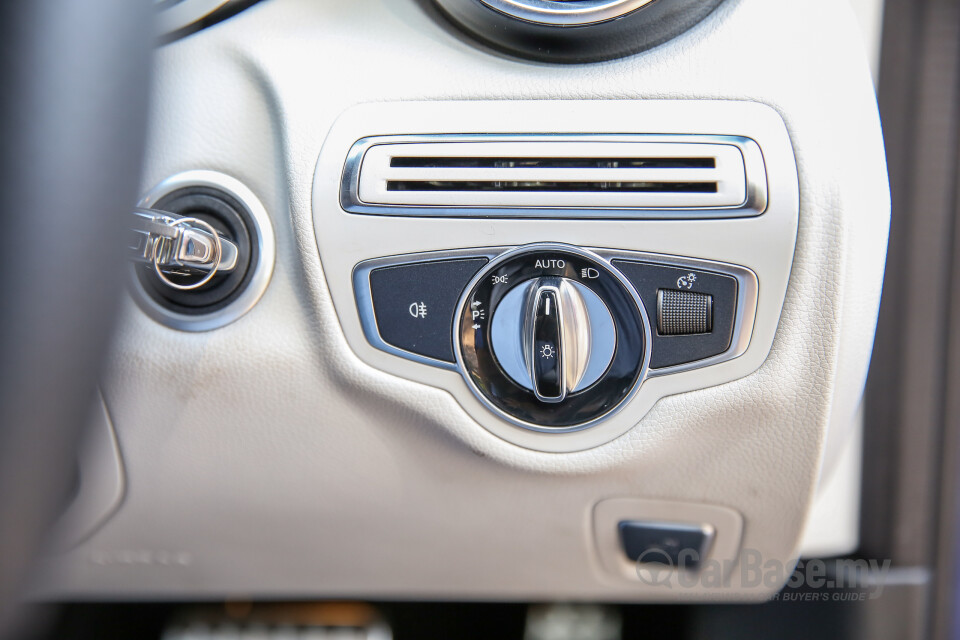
618, 521, 711, 569
368, 258, 488, 363
612, 260, 738, 369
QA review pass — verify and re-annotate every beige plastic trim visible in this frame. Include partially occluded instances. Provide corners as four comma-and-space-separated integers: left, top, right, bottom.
47, 392, 125, 552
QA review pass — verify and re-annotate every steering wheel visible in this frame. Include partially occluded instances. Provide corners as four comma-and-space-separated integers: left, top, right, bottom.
0, 0, 152, 630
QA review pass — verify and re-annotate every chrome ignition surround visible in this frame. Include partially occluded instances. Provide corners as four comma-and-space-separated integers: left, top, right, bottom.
131, 170, 276, 332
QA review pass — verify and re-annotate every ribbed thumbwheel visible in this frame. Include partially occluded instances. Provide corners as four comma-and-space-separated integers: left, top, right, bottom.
657, 289, 714, 335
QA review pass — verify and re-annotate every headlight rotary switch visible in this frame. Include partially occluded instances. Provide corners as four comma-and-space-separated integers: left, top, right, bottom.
490, 277, 616, 404
456, 244, 650, 430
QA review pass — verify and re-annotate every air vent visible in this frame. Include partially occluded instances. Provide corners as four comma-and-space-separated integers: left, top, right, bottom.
341, 135, 767, 219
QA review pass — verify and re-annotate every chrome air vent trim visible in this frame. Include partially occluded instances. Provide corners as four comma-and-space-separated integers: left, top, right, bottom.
341, 134, 767, 219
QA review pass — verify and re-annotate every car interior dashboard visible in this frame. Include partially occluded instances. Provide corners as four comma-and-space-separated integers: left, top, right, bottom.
10, 0, 916, 635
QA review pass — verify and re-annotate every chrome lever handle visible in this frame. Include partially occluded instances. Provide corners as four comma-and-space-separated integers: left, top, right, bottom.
128, 207, 239, 290
518, 277, 594, 403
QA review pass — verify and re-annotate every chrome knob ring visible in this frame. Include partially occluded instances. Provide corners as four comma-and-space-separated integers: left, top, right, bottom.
455, 243, 650, 432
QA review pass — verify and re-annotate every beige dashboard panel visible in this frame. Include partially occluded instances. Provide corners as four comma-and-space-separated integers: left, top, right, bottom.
32, 0, 888, 602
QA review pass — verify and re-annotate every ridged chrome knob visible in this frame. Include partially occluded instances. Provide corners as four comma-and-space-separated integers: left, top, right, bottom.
491, 276, 616, 403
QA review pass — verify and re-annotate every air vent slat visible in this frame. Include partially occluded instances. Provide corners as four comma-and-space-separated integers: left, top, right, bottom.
381, 167, 724, 183
389, 157, 716, 169
346, 136, 762, 216
387, 181, 718, 193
